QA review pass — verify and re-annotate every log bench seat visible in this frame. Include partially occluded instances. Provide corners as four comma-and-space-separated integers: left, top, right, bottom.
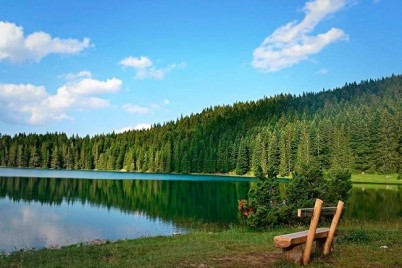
273, 199, 344, 265
274, 227, 332, 248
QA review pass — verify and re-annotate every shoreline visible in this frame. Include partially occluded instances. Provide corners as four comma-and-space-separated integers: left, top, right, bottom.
0, 166, 400, 185
0, 220, 400, 267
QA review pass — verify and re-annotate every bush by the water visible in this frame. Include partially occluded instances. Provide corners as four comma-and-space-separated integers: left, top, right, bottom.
239, 165, 352, 229
239, 166, 286, 228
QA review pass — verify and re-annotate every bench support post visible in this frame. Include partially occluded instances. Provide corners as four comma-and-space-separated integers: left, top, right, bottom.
274, 199, 343, 265
282, 245, 303, 265
303, 199, 323, 265
323, 200, 344, 255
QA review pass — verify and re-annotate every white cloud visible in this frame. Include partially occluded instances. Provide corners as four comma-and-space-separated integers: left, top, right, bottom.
149, 99, 170, 109
122, 99, 170, 116
252, 0, 348, 72
115, 126, 133, 133
149, 103, 160, 109
316, 68, 329, 75
134, 123, 152, 130
122, 104, 152, 114
0, 21, 92, 63
119, 56, 153, 69
119, 56, 185, 80
116, 123, 152, 133
0, 72, 122, 125
123, 97, 171, 116
61, 71, 92, 82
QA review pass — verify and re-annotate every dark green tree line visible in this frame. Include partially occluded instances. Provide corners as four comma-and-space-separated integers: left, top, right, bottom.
0, 75, 401, 175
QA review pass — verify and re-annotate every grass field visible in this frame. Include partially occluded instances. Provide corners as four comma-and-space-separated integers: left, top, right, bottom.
276, 173, 402, 185
0, 220, 400, 268
351, 173, 401, 184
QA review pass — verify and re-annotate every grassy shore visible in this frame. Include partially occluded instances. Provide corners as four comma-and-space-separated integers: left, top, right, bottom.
351, 173, 401, 184
1, 220, 400, 268
229, 171, 402, 185
280, 173, 401, 185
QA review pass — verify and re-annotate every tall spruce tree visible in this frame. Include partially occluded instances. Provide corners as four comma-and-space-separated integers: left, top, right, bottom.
236, 139, 250, 175
377, 109, 399, 173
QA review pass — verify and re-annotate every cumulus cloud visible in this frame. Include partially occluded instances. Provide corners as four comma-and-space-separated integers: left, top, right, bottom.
0, 72, 122, 125
134, 123, 152, 130
316, 68, 329, 75
0, 21, 92, 63
116, 123, 152, 133
252, 0, 348, 72
122, 99, 170, 115
119, 56, 185, 80
149, 99, 170, 109
119, 56, 153, 69
122, 104, 152, 114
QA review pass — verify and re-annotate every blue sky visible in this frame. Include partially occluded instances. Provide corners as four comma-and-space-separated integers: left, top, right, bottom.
0, 0, 401, 136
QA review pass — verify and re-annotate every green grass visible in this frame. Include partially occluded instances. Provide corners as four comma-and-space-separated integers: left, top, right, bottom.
278, 173, 402, 185
1, 220, 400, 268
351, 173, 401, 184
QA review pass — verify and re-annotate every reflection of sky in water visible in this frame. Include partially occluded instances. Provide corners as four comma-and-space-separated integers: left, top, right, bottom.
0, 198, 186, 253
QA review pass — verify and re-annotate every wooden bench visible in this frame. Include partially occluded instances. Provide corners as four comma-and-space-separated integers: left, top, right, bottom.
274, 199, 344, 265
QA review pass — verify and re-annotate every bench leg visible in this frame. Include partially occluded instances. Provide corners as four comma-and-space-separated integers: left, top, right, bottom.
282, 245, 303, 265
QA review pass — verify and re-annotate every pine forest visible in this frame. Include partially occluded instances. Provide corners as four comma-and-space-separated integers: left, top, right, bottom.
1, 75, 401, 176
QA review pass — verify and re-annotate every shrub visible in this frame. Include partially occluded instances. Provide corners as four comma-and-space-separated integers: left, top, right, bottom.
238, 199, 254, 226
239, 166, 288, 229
284, 164, 331, 223
239, 164, 352, 229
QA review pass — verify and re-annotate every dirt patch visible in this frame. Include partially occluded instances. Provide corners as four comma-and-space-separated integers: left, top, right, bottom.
211, 251, 283, 267
177, 251, 283, 268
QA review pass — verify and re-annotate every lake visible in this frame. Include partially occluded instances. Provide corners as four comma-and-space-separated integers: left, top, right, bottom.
0, 167, 400, 253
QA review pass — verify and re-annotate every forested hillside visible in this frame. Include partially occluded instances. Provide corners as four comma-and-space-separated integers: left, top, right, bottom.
1, 75, 401, 175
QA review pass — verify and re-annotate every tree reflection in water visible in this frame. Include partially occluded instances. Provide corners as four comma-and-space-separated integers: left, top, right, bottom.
0, 176, 250, 226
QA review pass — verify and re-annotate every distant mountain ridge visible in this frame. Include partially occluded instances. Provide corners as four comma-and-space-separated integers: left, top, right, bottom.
1, 74, 401, 175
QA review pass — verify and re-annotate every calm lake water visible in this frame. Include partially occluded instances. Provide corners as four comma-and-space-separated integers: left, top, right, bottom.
0, 167, 400, 253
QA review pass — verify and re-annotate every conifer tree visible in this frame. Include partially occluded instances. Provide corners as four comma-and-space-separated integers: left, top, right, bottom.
330, 124, 353, 170
29, 146, 40, 168
279, 124, 295, 176
64, 145, 74, 170
267, 130, 280, 176
310, 118, 332, 170
236, 139, 250, 175
251, 133, 263, 174
50, 146, 62, 169
377, 109, 399, 173
217, 139, 229, 173
260, 130, 269, 174
40, 142, 50, 168
295, 121, 313, 173
17, 145, 26, 167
